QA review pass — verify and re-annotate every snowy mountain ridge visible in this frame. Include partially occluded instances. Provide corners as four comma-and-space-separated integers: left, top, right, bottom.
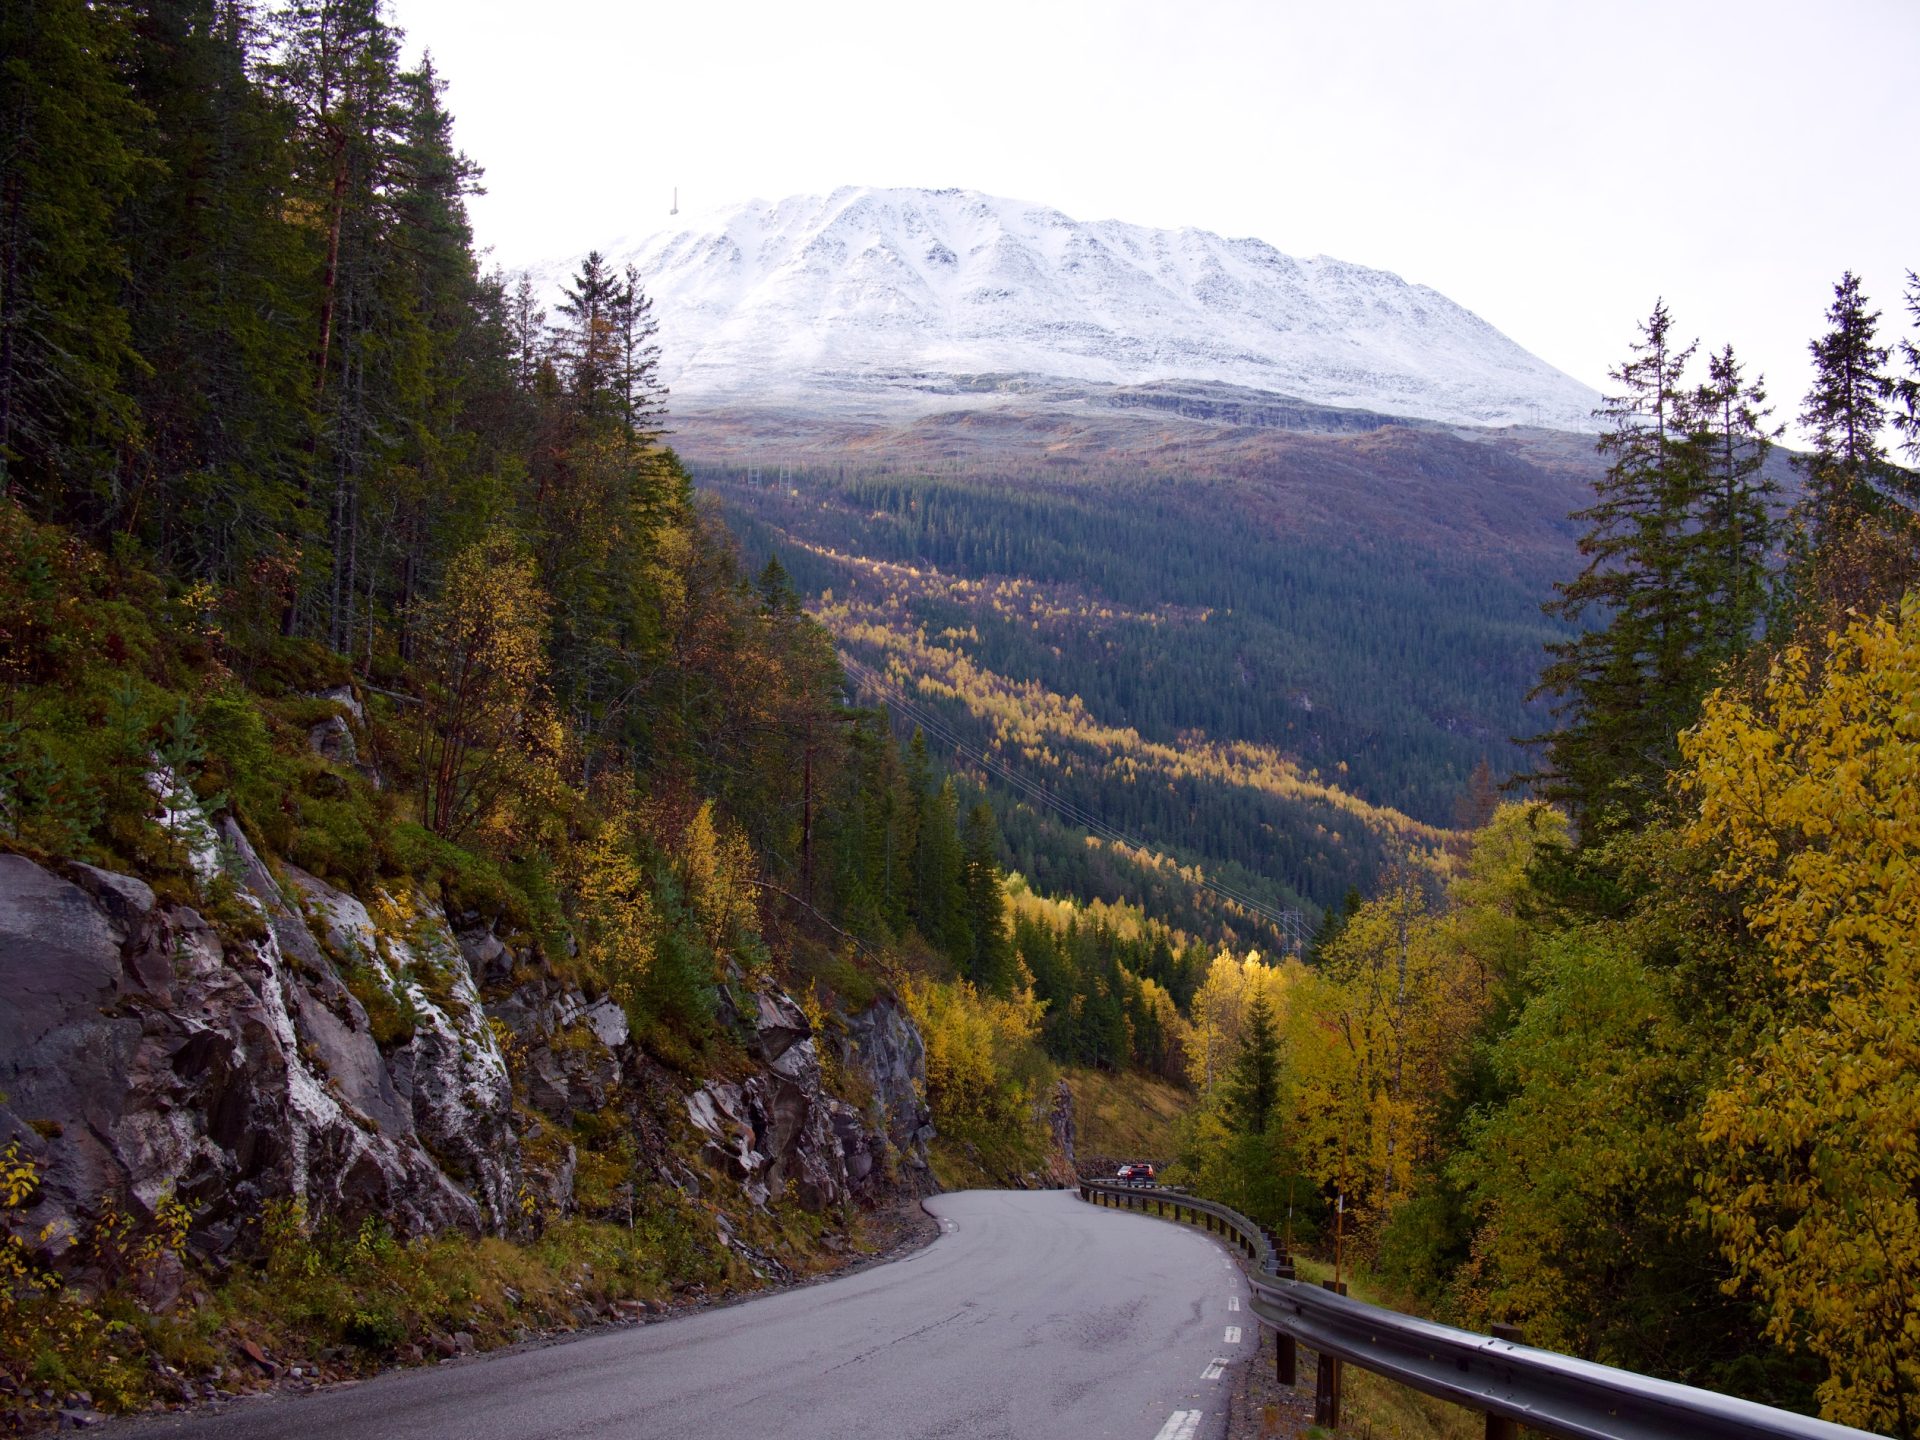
589, 186, 1601, 432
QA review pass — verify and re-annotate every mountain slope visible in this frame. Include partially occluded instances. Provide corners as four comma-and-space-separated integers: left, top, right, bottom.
599, 186, 1600, 430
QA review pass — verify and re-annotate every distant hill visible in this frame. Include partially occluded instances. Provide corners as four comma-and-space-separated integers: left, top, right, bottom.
681, 383, 1613, 937
585, 185, 1601, 430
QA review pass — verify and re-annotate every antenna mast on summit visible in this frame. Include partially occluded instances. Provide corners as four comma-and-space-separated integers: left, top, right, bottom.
671, 186, 679, 216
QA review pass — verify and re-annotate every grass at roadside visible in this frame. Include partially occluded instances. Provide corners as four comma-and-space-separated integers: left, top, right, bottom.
1, 1182, 901, 1432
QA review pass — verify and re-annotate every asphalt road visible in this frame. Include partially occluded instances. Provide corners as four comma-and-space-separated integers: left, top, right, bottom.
109, 1189, 1252, 1440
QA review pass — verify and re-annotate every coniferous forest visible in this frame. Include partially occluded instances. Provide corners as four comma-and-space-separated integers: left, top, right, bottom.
5, 1, 1920, 1437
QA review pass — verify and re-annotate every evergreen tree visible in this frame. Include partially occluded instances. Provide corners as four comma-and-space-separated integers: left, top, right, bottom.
960, 801, 1016, 992
1796, 271, 1900, 528
1895, 271, 1920, 464
118, 0, 313, 587
556, 249, 621, 413
0, 0, 147, 510
610, 262, 666, 442
1223, 993, 1281, 1136
1531, 302, 1713, 840
1781, 272, 1918, 629
1685, 344, 1779, 664
913, 778, 970, 961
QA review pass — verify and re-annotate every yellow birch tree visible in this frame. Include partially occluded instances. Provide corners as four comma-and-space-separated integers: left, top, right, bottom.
1686, 595, 1920, 1438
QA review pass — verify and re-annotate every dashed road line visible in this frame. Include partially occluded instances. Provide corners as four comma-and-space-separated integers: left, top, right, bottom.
1224, 1325, 1242, 1344
1201, 1357, 1229, 1381
1227, 1296, 1240, 1312
1153, 1410, 1204, 1440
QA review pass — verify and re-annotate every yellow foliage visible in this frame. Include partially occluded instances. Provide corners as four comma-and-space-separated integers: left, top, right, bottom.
679, 800, 759, 958
901, 974, 1045, 1128
819, 599, 1455, 858
572, 813, 658, 1009
1184, 949, 1295, 1091
412, 530, 568, 844
1686, 595, 1920, 1437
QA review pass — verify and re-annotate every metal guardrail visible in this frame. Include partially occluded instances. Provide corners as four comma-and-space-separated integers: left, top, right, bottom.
1076, 1179, 1876, 1440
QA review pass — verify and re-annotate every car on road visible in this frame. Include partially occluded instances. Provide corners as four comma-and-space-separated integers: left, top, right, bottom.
1115, 1162, 1156, 1182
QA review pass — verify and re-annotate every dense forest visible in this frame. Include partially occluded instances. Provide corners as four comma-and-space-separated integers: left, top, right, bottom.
707, 457, 1566, 824
1160, 286, 1920, 1437
707, 464, 1488, 939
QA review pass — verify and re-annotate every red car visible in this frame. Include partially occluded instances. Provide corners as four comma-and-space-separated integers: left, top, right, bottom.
1116, 1162, 1156, 1181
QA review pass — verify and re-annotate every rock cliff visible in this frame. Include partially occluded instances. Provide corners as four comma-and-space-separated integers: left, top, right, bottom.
0, 797, 936, 1278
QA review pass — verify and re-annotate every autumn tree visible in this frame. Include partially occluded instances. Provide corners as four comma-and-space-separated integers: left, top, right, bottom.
412, 530, 562, 842
1687, 595, 1920, 1438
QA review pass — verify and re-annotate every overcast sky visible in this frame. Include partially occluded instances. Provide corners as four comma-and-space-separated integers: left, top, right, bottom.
393, 0, 1919, 436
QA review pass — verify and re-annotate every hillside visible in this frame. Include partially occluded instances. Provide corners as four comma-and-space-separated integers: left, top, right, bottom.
671, 386, 1608, 937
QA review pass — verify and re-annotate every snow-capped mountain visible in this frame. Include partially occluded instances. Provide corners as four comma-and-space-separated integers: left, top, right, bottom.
589, 186, 1600, 431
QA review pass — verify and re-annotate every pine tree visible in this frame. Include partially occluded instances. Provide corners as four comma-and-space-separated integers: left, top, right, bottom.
610, 262, 667, 442
0, 0, 147, 510
1896, 272, 1920, 464
556, 250, 621, 413
118, 0, 314, 586
1797, 272, 1899, 527
912, 777, 971, 962
1783, 272, 1918, 629
1223, 992, 1281, 1137
961, 801, 1016, 992
1531, 302, 1712, 840
1685, 344, 1779, 664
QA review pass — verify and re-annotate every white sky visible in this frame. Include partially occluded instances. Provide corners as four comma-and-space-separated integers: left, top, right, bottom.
395, 0, 1920, 437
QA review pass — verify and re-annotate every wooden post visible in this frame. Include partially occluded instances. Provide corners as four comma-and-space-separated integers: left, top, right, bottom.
1314, 1280, 1347, 1429
1485, 1324, 1524, 1440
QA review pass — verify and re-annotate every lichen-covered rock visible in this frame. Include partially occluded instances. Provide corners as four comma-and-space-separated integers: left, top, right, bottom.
0, 821, 521, 1264
281, 864, 518, 1228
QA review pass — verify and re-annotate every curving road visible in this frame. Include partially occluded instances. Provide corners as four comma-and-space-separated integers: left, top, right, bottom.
110, 1190, 1252, 1440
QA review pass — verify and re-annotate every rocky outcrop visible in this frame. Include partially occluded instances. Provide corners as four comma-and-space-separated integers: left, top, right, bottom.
1, 781, 940, 1273
1044, 1078, 1077, 1184
0, 824, 520, 1264
834, 995, 936, 1192
683, 984, 935, 1213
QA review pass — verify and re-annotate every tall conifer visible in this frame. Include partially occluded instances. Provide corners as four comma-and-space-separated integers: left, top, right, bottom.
1532, 302, 1708, 839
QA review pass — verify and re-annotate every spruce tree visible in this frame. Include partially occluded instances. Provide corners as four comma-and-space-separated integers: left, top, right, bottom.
1223, 993, 1281, 1137
960, 801, 1016, 992
119, 0, 314, 586
1782, 272, 1918, 628
1531, 302, 1712, 840
1685, 344, 1779, 664
1797, 272, 1899, 527
1896, 272, 1920, 463
0, 0, 147, 510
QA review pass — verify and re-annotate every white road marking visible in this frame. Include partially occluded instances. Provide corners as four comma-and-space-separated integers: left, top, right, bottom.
1152, 1412, 1203, 1440
1201, 1357, 1229, 1380
1224, 1325, 1242, 1344
1227, 1296, 1240, 1312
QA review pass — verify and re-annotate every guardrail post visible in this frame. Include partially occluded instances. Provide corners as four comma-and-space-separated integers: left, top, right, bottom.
1273, 1260, 1297, 1390
1315, 1279, 1347, 1429
1485, 1324, 1524, 1440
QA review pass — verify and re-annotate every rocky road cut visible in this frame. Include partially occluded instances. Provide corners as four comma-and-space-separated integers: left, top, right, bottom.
109, 1190, 1250, 1440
